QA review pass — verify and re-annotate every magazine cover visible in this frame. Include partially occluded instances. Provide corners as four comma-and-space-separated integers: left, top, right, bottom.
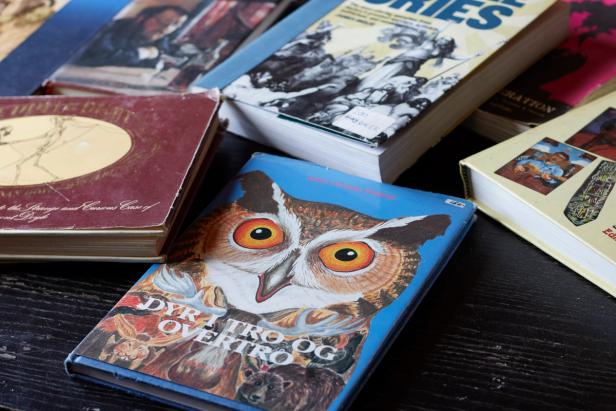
66, 153, 476, 410
53, 0, 283, 93
223, 0, 558, 146
481, 0, 616, 125
461, 92, 616, 296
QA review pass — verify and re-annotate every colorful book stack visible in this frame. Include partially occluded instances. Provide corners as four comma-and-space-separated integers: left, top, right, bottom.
0, 0, 614, 409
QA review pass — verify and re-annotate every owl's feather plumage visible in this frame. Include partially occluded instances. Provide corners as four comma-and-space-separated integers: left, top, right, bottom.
83, 170, 452, 404
165, 170, 450, 322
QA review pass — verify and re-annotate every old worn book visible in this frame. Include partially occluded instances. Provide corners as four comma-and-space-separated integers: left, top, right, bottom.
0, 91, 220, 261
65, 153, 475, 410
461, 91, 616, 297
0, 0, 130, 96
49, 0, 294, 95
198, 0, 569, 182
468, 0, 616, 141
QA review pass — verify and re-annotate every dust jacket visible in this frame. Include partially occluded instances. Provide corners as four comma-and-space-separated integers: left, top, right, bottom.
50, 0, 293, 95
0, 0, 130, 96
200, 0, 562, 147
0, 91, 220, 261
478, 0, 616, 128
66, 153, 476, 410
461, 91, 616, 296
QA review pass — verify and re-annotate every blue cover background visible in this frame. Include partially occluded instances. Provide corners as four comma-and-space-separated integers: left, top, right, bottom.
70, 153, 475, 410
0, 0, 130, 96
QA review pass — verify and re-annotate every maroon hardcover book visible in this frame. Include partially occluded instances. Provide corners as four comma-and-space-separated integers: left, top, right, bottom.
0, 91, 220, 261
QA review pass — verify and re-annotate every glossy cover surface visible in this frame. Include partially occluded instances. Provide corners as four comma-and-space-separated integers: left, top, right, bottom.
481, 0, 616, 125
0, 92, 219, 230
67, 153, 475, 410
208, 0, 558, 146
52, 0, 286, 94
0, 0, 130, 96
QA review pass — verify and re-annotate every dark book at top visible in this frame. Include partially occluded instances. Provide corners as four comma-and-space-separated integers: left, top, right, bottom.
0, 91, 220, 261
49, 0, 295, 95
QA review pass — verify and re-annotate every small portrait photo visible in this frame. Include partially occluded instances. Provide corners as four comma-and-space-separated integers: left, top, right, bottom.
565, 107, 616, 161
495, 137, 596, 195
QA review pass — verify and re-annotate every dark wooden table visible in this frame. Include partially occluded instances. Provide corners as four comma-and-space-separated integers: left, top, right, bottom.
0, 129, 614, 410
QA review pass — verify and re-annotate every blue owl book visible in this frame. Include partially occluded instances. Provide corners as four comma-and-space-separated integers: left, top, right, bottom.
65, 153, 476, 410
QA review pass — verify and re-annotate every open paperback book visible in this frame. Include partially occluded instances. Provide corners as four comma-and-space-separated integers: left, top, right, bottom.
198, 0, 569, 182
461, 91, 616, 297
66, 153, 475, 410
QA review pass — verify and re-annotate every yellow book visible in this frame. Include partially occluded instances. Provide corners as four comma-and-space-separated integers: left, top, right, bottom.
461, 91, 616, 296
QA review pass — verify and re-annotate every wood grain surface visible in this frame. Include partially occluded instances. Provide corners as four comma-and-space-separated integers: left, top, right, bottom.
0, 129, 614, 411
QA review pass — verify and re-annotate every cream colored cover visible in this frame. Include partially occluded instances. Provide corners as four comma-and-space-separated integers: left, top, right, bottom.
461, 92, 616, 296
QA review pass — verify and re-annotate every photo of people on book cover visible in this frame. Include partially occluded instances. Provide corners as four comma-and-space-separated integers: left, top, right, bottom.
566, 107, 616, 161
224, 0, 548, 146
483, 0, 616, 125
73, 168, 453, 411
0, 0, 69, 61
495, 137, 596, 195
53, 0, 279, 92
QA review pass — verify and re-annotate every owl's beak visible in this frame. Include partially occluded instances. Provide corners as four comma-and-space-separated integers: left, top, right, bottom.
255, 249, 299, 303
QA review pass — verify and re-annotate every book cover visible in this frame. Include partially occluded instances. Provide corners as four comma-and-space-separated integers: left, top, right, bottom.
0, 92, 218, 232
0, 0, 131, 96
66, 153, 475, 410
461, 92, 616, 296
51, 0, 288, 94
480, 0, 616, 126
211, 0, 559, 146
0, 0, 70, 61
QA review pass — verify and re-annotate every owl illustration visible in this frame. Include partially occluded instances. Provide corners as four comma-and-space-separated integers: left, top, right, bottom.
79, 170, 450, 407
165, 171, 450, 323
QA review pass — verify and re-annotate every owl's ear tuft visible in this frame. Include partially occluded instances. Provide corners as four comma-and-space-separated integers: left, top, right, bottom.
236, 171, 280, 213
370, 214, 451, 246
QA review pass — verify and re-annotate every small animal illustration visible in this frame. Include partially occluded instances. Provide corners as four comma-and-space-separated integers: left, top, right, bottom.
97, 314, 177, 370
79, 170, 451, 409
236, 364, 344, 411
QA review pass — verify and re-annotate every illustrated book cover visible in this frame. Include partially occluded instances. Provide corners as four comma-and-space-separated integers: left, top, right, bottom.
0, 0, 131, 96
468, 0, 616, 141
196, 0, 569, 182
0, 91, 220, 261
50, 0, 295, 95
461, 91, 616, 297
65, 153, 476, 410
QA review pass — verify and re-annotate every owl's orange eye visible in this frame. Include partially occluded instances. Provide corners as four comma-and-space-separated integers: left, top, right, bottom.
233, 218, 284, 249
318, 242, 375, 272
